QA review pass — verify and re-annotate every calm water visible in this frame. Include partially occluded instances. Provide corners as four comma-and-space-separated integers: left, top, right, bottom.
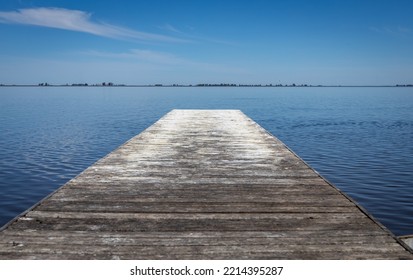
0, 87, 412, 236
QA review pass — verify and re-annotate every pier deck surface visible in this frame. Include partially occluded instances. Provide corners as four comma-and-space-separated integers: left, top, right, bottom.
1, 109, 412, 259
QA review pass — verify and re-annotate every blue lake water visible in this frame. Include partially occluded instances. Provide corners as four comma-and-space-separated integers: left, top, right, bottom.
0, 86, 412, 236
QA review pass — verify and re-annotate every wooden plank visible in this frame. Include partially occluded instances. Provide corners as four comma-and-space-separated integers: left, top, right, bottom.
1, 244, 411, 260
7, 217, 380, 233
2, 235, 400, 251
0, 109, 412, 259
0, 230, 394, 240
45, 190, 350, 202
65, 178, 329, 187
35, 201, 358, 213
50, 183, 340, 193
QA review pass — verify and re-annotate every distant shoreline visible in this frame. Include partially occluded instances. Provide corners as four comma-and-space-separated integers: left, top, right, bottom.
1, 84, 412, 88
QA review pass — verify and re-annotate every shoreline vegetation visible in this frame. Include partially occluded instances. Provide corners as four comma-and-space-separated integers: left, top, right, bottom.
0, 82, 412, 88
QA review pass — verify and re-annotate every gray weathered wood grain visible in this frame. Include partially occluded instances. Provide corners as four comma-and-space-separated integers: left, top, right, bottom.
0, 109, 412, 259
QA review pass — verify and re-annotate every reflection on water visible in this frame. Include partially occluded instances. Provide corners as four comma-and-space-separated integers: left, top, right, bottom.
0, 86, 412, 236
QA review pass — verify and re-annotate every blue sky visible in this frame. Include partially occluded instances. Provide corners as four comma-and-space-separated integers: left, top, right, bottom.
0, 0, 412, 85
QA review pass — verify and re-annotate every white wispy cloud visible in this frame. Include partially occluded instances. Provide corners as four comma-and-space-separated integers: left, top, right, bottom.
85, 49, 185, 64
369, 25, 412, 37
84, 49, 247, 74
160, 23, 184, 34
159, 23, 238, 46
0, 7, 185, 42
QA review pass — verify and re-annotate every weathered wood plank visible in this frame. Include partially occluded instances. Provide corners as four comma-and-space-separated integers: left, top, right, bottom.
1, 244, 411, 260
3, 236, 402, 256
51, 183, 340, 193
42, 196, 356, 206
1, 230, 394, 242
35, 201, 358, 213
65, 179, 330, 187
46, 190, 350, 201
24, 211, 369, 221
2, 213, 389, 232
0, 109, 412, 259
1, 232, 395, 246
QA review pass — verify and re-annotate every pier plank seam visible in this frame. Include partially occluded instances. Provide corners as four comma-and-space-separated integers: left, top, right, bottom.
0, 109, 412, 259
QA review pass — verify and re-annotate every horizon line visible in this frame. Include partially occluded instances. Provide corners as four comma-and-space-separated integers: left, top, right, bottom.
1, 83, 412, 88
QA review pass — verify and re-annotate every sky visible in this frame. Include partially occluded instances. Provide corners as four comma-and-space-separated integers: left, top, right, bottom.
0, 0, 412, 85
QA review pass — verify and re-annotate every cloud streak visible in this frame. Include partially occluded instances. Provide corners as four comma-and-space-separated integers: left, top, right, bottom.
369, 25, 412, 37
0, 7, 185, 42
84, 49, 248, 74
85, 49, 185, 64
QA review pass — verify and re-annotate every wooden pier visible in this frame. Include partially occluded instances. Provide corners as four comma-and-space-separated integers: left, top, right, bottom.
0, 109, 412, 259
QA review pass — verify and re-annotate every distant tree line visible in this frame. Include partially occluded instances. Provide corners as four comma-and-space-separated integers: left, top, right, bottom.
196, 83, 312, 87
0, 82, 412, 87
197, 83, 237, 87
